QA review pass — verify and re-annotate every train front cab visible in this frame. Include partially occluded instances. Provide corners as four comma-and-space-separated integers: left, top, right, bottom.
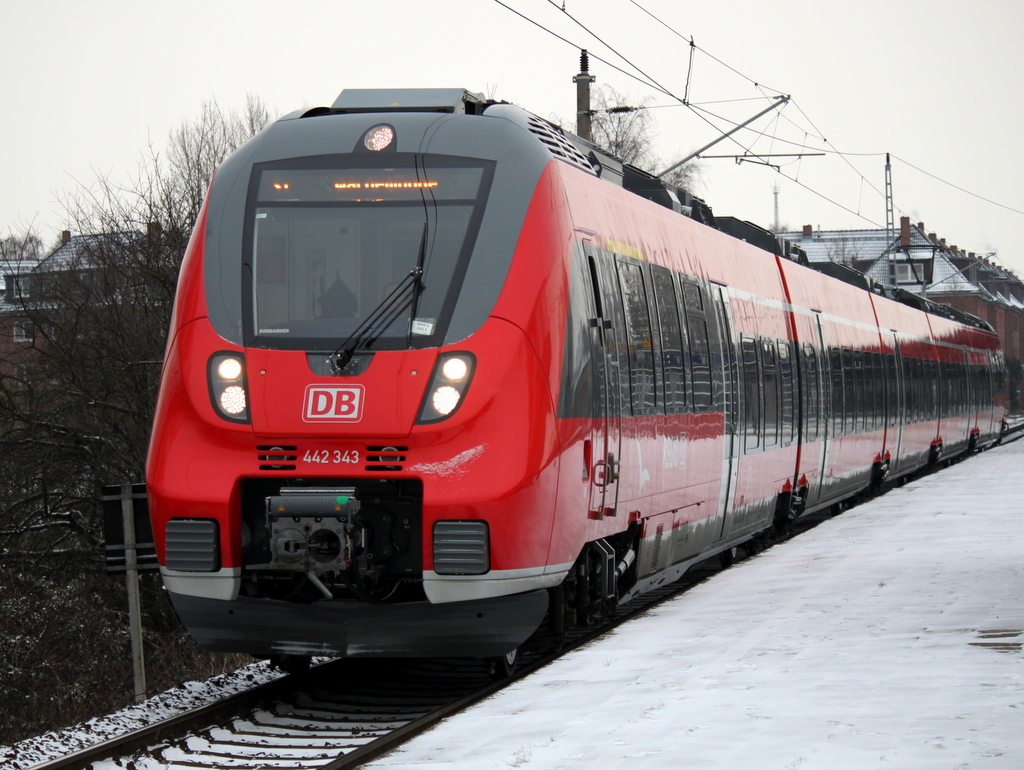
147, 96, 597, 660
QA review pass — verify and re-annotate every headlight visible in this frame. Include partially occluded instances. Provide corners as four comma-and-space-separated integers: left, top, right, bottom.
416, 352, 475, 424
208, 352, 250, 424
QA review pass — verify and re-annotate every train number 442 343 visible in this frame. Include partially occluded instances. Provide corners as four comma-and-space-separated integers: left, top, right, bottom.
302, 449, 359, 464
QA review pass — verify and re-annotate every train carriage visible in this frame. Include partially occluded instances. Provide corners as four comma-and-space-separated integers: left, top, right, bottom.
147, 88, 1007, 666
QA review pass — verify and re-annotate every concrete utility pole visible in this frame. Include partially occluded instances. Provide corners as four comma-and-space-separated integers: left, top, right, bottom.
574, 49, 595, 142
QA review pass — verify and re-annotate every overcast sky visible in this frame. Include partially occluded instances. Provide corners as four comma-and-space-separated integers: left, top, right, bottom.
3, 0, 1023, 275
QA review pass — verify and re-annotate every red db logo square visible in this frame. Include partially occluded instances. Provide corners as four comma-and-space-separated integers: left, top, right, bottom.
303, 385, 364, 422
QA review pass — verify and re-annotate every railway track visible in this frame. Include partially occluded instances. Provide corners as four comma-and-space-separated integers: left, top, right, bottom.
30, 556, 723, 770
28, 432, 1019, 770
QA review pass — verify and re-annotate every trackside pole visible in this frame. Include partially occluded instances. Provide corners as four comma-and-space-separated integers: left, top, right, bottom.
121, 483, 148, 702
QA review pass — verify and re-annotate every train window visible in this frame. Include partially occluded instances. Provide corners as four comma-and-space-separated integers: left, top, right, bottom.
930, 360, 937, 419
683, 281, 712, 412
865, 353, 876, 430
246, 154, 492, 350
869, 353, 879, 430
905, 357, 916, 423
682, 282, 703, 313
762, 340, 779, 448
617, 262, 657, 414
885, 352, 897, 428
651, 267, 686, 413
829, 347, 844, 437
853, 351, 866, 433
842, 349, 855, 435
940, 361, 951, 417
961, 363, 968, 414
801, 343, 819, 443
741, 336, 760, 451
870, 353, 882, 430
929, 360, 939, 420
591, 251, 631, 418
863, 351, 872, 431
921, 360, 929, 423
779, 341, 794, 446
920, 359, 928, 422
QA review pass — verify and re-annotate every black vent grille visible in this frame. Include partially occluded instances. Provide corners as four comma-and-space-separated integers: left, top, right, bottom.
525, 116, 595, 174
365, 446, 407, 472
258, 445, 297, 471
165, 519, 220, 572
433, 520, 490, 575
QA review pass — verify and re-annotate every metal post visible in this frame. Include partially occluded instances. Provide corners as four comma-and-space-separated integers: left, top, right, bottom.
885, 153, 896, 288
574, 49, 595, 142
121, 483, 147, 702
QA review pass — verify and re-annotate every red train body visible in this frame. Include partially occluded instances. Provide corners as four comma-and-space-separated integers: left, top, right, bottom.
146, 89, 1007, 662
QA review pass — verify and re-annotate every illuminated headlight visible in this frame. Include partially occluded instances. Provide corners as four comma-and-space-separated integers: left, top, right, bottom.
416, 352, 475, 424
217, 357, 243, 380
208, 352, 250, 424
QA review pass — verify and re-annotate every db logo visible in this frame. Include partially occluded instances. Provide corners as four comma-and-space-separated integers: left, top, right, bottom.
303, 385, 365, 422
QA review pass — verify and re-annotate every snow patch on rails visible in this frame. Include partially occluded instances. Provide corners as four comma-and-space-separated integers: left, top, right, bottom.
6, 657, 496, 770
0, 661, 286, 770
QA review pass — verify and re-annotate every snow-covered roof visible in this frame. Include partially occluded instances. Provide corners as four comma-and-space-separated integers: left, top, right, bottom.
33, 233, 135, 273
779, 222, 1023, 305
0, 258, 40, 292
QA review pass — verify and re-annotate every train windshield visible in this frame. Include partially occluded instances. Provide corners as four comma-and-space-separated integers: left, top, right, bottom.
246, 154, 493, 349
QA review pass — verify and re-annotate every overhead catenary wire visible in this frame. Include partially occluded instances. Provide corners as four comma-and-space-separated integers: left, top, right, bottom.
891, 155, 1024, 218
493, 0, 879, 222
493, 0, 1021, 243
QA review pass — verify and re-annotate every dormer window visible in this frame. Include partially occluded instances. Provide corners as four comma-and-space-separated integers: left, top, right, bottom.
895, 263, 921, 284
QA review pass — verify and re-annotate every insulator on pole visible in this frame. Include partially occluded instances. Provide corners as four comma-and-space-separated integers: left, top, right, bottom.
573, 48, 595, 142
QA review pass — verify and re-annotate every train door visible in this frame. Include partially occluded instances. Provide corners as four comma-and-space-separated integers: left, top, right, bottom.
712, 286, 739, 543
888, 334, 906, 475
585, 245, 623, 518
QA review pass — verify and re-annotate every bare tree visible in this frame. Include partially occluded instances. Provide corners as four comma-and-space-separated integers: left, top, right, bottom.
0, 232, 44, 265
0, 96, 270, 745
590, 85, 659, 172
825, 238, 860, 267
589, 85, 703, 193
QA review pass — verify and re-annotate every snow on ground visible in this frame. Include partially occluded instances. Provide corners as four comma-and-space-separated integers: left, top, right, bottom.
368, 440, 1024, 770
0, 660, 285, 769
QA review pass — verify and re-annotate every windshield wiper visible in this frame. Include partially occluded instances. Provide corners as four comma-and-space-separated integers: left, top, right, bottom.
327, 226, 427, 374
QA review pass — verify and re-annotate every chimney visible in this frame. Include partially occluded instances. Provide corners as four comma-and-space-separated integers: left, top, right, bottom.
918, 222, 925, 231
951, 245, 958, 255
940, 238, 946, 246
929, 233, 938, 244
900, 216, 911, 247
802, 224, 813, 237
61, 230, 71, 245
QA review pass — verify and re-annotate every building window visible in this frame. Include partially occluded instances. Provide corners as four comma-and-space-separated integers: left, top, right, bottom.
13, 322, 34, 343
895, 263, 920, 284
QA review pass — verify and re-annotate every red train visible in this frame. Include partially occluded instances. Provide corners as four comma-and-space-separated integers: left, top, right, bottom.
146, 88, 1008, 669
